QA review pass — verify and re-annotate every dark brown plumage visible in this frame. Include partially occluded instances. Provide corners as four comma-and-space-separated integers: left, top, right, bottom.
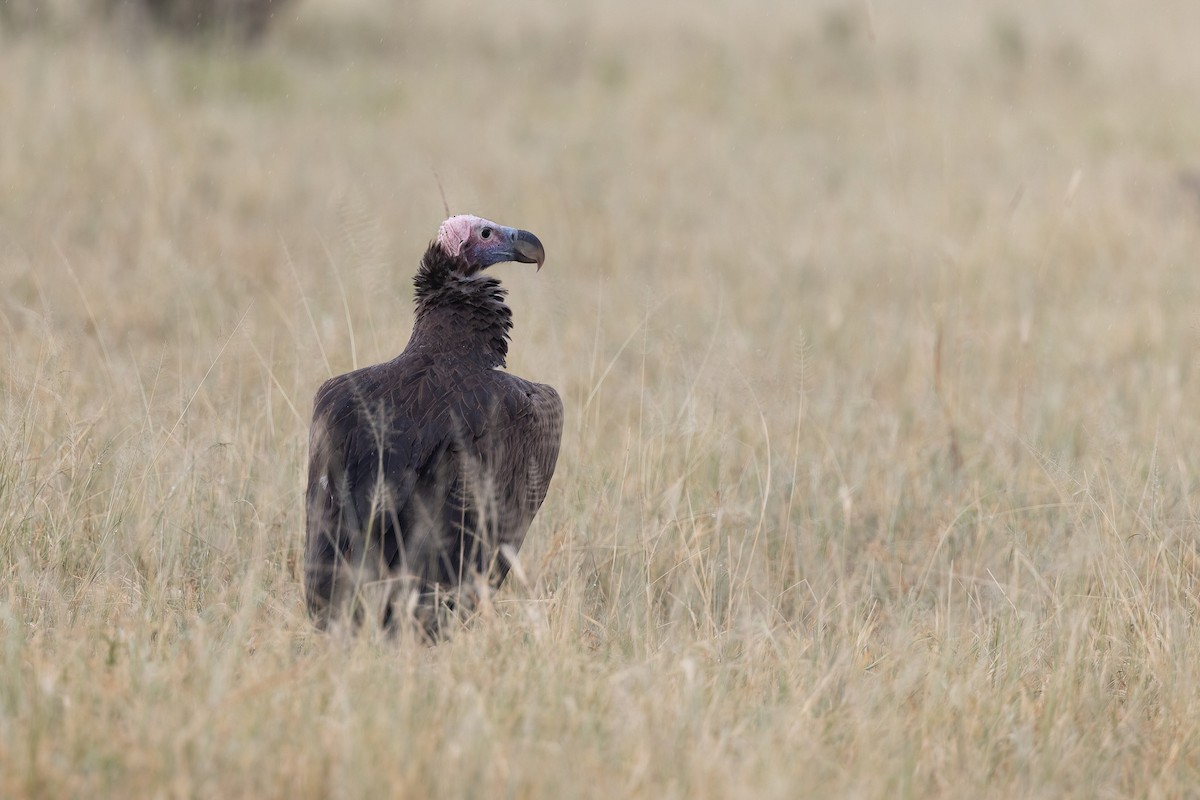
304, 215, 562, 637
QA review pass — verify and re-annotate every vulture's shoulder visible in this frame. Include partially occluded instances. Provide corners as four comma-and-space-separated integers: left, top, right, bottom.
308, 355, 450, 474
309, 358, 561, 466
450, 369, 563, 442
312, 354, 437, 423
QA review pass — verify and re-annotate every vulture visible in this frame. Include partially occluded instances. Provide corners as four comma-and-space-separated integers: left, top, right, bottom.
304, 215, 563, 637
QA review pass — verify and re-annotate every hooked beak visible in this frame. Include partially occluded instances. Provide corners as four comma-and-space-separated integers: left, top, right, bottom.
509, 228, 546, 271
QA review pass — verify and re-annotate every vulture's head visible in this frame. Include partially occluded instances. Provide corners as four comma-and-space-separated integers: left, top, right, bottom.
436, 215, 546, 275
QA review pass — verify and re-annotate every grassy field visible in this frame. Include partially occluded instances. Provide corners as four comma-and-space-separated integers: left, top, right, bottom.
2, 1, 1200, 796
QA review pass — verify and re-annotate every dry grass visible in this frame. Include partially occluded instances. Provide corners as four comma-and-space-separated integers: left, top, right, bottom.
2, 1, 1200, 796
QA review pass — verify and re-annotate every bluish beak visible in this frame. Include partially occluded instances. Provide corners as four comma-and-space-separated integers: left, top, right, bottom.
506, 227, 546, 270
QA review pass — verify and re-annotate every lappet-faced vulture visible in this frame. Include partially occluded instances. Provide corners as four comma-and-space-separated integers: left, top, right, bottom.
304, 215, 563, 638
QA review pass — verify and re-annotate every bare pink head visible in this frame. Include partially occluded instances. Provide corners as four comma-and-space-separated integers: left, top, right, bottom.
436, 215, 545, 274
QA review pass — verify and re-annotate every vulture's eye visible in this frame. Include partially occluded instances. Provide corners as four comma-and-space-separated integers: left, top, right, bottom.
480, 227, 492, 239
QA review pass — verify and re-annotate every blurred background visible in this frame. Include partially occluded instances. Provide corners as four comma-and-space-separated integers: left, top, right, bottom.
2, 1, 1199, 796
